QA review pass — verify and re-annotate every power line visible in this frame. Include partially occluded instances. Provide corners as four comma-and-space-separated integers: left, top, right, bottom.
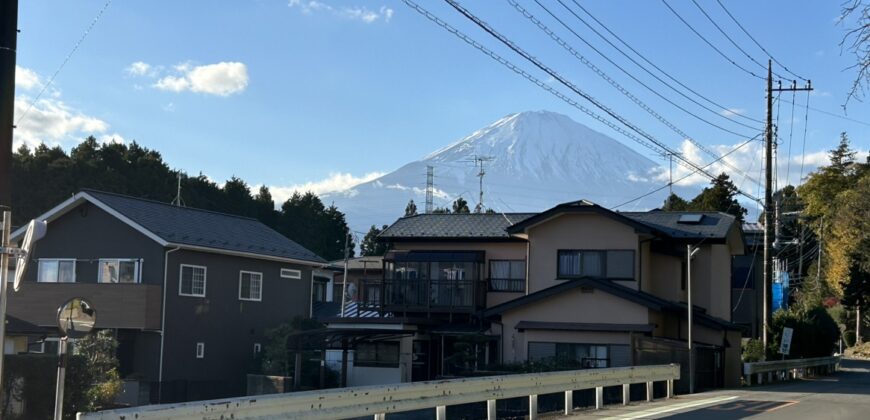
15, 0, 113, 125
611, 133, 761, 210
661, 0, 764, 80
715, 0, 808, 82
797, 102, 870, 127
690, 0, 790, 81
511, 0, 759, 183
524, 0, 760, 139
565, 0, 764, 125
437, 0, 761, 204
785, 90, 796, 185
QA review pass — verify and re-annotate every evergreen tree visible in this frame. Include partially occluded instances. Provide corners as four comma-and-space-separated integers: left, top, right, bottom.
404, 199, 418, 216
689, 173, 747, 222
361, 225, 389, 256
452, 197, 470, 214
431, 207, 450, 214
661, 193, 689, 211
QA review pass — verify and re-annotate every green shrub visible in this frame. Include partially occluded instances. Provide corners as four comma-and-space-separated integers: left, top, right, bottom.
767, 306, 840, 359
742, 339, 765, 362
844, 330, 857, 347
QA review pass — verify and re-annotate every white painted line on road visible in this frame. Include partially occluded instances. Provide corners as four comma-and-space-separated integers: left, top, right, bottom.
612, 395, 739, 419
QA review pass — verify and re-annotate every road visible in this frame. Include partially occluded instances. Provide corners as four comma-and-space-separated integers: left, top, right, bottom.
565, 358, 870, 419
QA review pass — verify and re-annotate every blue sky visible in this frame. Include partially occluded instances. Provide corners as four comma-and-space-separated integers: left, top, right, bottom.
12, 0, 870, 205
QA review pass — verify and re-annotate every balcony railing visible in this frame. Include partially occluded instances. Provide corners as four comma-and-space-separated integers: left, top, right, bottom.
370, 279, 486, 313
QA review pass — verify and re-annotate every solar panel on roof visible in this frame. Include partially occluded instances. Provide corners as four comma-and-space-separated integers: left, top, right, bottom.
677, 214, 704, 224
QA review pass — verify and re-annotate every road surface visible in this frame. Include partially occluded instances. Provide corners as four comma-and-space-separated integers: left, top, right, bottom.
565, 358, 870, 419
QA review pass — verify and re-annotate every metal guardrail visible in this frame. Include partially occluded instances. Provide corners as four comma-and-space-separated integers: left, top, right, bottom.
78, 364, 680, 420
742, 356, 840, 385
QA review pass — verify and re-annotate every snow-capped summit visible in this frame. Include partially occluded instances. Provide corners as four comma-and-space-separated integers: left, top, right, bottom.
324, 110, 676, 234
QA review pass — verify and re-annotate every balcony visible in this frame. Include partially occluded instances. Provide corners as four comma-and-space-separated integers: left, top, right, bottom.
6, 282, 162, 330
379, 250, 487, 314
381, 279, 486, 313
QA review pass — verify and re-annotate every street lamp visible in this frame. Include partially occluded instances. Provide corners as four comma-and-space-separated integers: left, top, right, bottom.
687, 244, 700, 394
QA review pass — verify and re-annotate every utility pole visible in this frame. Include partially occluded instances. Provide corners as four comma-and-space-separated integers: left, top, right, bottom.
339, 232, 350, 317
0, 0, 18, 206
467, 155, 493, 213
425, 165, 434, 214
668, 153, 674, 196
764, 60, 812, 352
687, 244, 699, 394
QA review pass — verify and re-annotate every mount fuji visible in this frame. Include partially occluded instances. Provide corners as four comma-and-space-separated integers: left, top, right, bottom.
322, 110, 697, 234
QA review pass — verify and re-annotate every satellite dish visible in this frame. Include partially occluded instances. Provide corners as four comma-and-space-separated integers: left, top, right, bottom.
13, 219, 47, 292
57, 297, 96, 339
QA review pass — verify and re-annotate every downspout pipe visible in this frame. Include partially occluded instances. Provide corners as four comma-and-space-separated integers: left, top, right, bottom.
158, 246, 180, 403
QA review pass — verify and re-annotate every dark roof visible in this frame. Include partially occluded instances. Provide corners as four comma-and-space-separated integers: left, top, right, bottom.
620, 211, 737, 240
379, 213, 536, 240
514, 321, 654, 333
83, 189, 325, 263
507, 200, 656, 235
5, 315, 46, 335
485, 278, 741, 331
484, 277, 671, 316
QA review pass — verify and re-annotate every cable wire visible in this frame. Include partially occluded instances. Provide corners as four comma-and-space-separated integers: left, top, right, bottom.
566, 0, 764, 125
15, 0, 114, 125
798, 92, 811, 182
439, 0, 761, 204
535, 0, 761, 136
511, 0, 759, 183
691, 0, 790, 81
715, 0, 808, 82
661, 0, 764, 80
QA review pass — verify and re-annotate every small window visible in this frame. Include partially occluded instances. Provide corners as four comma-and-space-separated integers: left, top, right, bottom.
239, 271, 263, 301
605, 250, 634, 280
98, 259, 141, 283
678, 214, 704, 224
489, 260, 526, 292
253, 343, 262, 355
196, 342, 205, 359
355, 342, 399, 367
312, 276, 329, 303
37, 259, 76, 283
179, 265, 207, 297
280, 268, 302, 279
557, 251, 604, 278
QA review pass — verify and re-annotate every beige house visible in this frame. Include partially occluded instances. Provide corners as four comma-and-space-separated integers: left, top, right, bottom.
324, 200, 745, 392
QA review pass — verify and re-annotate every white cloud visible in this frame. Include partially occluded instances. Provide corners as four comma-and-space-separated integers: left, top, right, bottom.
153, 62, 249, 96
163, 102, 176, 112
289, 0, 394, 23
99, 133, 126, 144
126, 61, 153, 77
14, 96, 110, 149
15, 66, 41, 90
269, 171, 386, 203
656, 139, 869, 192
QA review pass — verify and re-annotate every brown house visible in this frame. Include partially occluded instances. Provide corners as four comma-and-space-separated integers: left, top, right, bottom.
332, 200, 745, 392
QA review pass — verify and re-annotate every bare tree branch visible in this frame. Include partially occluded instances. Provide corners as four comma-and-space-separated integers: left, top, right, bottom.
840, 0, 870, 108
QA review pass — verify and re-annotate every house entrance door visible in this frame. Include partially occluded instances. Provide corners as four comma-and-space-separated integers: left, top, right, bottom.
411, 339, 431, 381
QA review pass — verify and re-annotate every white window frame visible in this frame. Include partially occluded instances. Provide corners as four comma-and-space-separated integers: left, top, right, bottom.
196, 342, 205, 359
179, 264, 207, 297
97, 258, 142, 284
37, 258, 77, 283
238, 270, 263, 302
280, 268, 302, 279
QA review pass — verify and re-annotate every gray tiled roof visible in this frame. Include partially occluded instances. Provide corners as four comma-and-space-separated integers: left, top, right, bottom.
84, 190, 326, 263
620, 211, 737, 239
379, 213, 537, 239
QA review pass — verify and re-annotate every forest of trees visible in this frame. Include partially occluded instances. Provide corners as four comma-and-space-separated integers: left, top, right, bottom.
10, 137, 354, 261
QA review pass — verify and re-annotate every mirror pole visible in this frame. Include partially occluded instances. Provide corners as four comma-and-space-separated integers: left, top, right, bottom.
0, 210, 12, 393
53, 336, 68, 420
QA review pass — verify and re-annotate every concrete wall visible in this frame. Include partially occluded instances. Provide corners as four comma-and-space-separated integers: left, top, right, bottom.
499, 287, 648, 362
526, 213, 639, 293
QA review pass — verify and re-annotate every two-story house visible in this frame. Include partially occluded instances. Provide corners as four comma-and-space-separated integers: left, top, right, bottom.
329, 200, 744, 392
7, 190, 330, 404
